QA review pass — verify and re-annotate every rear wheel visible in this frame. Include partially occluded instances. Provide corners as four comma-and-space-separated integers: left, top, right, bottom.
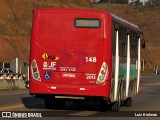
110, 102, 120, 112
44, 98, 66, 109
44, 97, 55, 109
54, 99, 66, 109
124, 97, 132, 107
98, 100, 109, 112
110, 93, 121, 112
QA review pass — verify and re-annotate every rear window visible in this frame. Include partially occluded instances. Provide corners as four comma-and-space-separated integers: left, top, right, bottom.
74, 18, 100, 28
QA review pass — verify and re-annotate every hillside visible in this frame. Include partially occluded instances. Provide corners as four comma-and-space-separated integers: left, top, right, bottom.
93, 3, 160, 70
0, 0, 159, 71
0, 0, 92, 64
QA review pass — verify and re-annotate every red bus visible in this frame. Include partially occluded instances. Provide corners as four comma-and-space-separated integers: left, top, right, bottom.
30, 8, 144, 111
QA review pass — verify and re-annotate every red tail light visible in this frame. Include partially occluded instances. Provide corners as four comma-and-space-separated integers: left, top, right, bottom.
31, 59, 41, 81
96, 62, 108, 84
33, 67, 37, 72
101, 70, 106, 75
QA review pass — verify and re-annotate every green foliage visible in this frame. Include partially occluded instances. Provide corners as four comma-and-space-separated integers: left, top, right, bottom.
143, 0, 160, 7
152, 0, 160, 6
110, 0, 128, 4
92, 0, 128, 4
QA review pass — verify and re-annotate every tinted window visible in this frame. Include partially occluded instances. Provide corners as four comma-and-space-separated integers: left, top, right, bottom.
75, 18, 100, 28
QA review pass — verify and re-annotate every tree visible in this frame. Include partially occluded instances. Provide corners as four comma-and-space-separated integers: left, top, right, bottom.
110, 0, 128, 4
144, 0, 160, 6
152, 0, 160, 6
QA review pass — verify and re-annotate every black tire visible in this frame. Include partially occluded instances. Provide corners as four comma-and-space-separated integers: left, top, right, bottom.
54, 99, 66, 109
124, 97, 132, 107
98, 100, 109, 112
110, 101, 120, 112
120, 80, 125, 106
110, 93, 121, 112
44, 98, 55, 109
73, 100, 83, 105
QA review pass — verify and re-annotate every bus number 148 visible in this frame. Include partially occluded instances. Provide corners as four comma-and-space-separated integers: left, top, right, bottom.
85, 57, 97, 63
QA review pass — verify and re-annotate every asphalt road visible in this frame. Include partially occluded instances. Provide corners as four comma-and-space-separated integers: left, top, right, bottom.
0, 74, 160, 119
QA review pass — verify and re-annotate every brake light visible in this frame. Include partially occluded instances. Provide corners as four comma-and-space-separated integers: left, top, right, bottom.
33, 67, 37, 72
96, 62, 108, 84
101, 70, 106, 75
31, 59, 41, 81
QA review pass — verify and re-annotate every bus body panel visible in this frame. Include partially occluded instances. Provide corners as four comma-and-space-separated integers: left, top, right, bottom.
30, 8, 141, 105
30, 8, 112, 98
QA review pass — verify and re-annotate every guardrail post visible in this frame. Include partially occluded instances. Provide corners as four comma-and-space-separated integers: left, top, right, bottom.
2, 63, 4, 68
142, 60, 145, 71
153, 65, 155, 72
156, 65, 158, 75
16, 58, 18, 73
20, 65, 22, 74
28, 66, 29, 81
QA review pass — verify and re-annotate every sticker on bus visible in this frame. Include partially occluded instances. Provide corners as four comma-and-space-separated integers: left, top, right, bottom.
42, 53, 59, 61
43, 62, 56, 70
44, 72, 51, 80
85, 74, 96, 79
60, 67, 76, 72
62, 73, 76, 78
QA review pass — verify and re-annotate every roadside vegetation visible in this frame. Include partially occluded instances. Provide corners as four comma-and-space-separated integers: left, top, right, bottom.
0, 0, 159, 72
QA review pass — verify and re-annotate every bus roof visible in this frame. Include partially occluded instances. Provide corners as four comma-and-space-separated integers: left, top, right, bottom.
34, 8, 140, 32
110, 13, 140, 32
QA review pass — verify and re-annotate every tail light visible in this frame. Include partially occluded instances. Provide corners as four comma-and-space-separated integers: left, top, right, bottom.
96, 62, 108, 84
31, 59, 41, 81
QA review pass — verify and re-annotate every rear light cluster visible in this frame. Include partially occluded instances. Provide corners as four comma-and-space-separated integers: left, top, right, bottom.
96, 62, 108, 84
31, 59, 41, 81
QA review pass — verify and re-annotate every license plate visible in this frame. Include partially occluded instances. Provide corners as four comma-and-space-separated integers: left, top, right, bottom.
62, 73, 76, 78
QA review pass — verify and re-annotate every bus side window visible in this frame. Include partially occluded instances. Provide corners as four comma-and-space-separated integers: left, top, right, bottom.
119, 28, 123, 56
141, 39, 146, 48
135, 34, 138, 57
130, 32, 138, 58
119, 26, 127, 57
112, 23, 117, 56
130, 32, 134, 58
112, 30, 116, 56
122, 28, 127, 57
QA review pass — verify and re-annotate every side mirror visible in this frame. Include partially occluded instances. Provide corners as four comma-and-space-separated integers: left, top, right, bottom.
141, 39, 146, 49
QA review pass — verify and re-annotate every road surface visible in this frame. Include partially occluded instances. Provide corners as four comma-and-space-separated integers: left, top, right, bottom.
0, 74, 160, 119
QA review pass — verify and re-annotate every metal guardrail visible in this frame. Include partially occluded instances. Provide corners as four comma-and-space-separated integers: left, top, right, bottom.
0, 73, 25, 80
155, 66, 160, 75
0, 74, 27, 90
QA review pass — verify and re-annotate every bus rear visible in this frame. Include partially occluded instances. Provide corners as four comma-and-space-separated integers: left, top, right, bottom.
30, 8, 112, 107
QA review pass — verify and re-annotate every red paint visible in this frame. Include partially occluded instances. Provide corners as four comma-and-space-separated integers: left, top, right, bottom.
29, 8, 139, 99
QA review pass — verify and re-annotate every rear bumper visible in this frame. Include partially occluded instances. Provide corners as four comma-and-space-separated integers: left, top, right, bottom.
29, 79, 110, 98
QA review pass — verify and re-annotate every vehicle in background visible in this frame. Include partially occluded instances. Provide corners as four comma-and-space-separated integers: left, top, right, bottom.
0, 68, 14, 74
